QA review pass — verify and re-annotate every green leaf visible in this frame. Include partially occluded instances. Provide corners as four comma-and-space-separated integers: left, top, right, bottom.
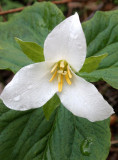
43, 94, 60, 120
0, 59, 20, 73
0, 2, 64, 73
15, 38, 44, 63
80, 54, 108, 73
79, 67, 118, 89
0, 101, 111, 160
81, 10, 118, 89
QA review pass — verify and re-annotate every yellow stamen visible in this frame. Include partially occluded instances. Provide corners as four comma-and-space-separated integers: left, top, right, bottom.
58, 82, 61, 92
58, 75, 63, 92
51, 63, 58, 73
50, 60, 72, 92
49, 70, 57, 82
58, 74, 61, 83
61, 74, 63, 84
67, 65, 72, 78
60, 60, 65, 68
65, 74, 71, 85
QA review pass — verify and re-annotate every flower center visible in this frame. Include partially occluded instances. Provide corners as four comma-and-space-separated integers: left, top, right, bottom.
49, 60, 72, 92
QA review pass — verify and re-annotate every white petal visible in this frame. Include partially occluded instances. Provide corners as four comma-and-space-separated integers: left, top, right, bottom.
44, 13, 86, 72
0, 61, 58, 110
58, 73, 114, 122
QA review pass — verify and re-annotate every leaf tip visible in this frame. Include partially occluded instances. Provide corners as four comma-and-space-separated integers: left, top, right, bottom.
15, 37, 22, 44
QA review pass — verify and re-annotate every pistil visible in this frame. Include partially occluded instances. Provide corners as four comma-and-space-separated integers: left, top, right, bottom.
58, 74, 63, 92
60, 60, 65, 68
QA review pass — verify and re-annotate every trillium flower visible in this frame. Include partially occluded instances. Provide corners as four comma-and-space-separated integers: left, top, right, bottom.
0, 13, 114, 122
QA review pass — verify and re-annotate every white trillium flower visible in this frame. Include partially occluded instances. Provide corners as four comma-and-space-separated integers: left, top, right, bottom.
0, 13, 114, 122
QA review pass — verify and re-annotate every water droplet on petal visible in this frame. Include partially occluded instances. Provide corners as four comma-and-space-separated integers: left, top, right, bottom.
27, 65, 33, 69
80, 137, 93, 156
14, 95, 21, 102
76, 42, 82, 48
70, 32, 78, 39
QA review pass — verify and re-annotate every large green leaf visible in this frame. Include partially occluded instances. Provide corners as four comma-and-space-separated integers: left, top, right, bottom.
0, 100, 110, 160
0, 2, 64, 73
79, 10, 118, 89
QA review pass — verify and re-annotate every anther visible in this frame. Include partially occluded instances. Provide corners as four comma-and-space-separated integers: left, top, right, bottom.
65, 74, 71, 85
67, 65, 72, 78
51, 63, 58, 73
49, 70, 57, 82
